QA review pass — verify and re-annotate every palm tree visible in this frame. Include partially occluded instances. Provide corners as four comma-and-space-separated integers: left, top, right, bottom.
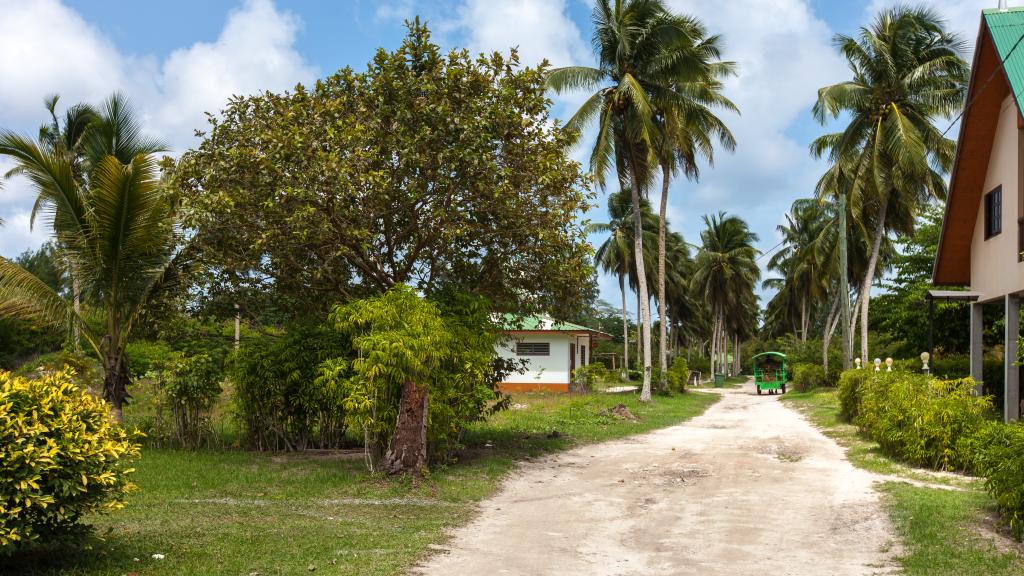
692, 212, 758, 376
651, 21, 736, 391
811, 6, 967, 363
591, 190, 658, 378
3, 95, 98, 350
0, 94, 174, 422
547, 0, 706, 401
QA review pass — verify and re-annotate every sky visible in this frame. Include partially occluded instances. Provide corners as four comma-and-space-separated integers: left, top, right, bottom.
0, 0, 1009, 314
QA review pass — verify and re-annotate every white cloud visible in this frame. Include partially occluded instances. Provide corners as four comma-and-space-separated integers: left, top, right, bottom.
449, 0, 591, 68
0, 0, 316, 258
866, 0, 1011, 55
150, 0, 317, 149
659, 0, 847, 289
0, 0, 129, 123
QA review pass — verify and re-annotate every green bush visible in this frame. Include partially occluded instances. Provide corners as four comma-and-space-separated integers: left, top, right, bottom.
165, 354, 223, 449
855, 372, 991, 470
792, 363, 827, 392
231, 324, 352, 451
124, 340, 179, 377
666, 358, 689, 392
973, 422, 1024, 539
573, 363, 609, 392
0, 370, 141, 551
837, 369, 872, 422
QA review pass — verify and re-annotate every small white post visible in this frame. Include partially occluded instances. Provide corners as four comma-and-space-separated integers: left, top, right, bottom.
874, 358, 882, 372
855, 357, 862, 370
885, 357, 893, 372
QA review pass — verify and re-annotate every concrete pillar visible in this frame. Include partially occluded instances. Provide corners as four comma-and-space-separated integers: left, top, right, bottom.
1005, 295, 1020, 422
970, 301, 985, 395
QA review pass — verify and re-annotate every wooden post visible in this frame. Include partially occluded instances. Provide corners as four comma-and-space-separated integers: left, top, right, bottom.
1005, 295, 1020, 421
971, 301, 984, 395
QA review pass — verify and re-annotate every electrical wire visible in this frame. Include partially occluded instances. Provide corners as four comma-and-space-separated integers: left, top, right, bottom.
941, 30, 1024, 138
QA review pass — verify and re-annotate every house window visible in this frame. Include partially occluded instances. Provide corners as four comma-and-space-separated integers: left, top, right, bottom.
515, 342, 550, 356
985, 186, 1002, 239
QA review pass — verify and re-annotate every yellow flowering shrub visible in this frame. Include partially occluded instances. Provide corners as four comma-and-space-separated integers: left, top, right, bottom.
0, 370, 140, 551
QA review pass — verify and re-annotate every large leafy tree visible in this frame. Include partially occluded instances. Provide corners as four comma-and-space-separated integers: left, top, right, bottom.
811, 6, 967, 363
177, 21, 591, 321
176, 21, 592, 474
548, 0, 719, 400
0, 94, 176, 421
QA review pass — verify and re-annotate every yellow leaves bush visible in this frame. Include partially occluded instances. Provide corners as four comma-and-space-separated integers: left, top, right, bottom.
0, 369, 140, 552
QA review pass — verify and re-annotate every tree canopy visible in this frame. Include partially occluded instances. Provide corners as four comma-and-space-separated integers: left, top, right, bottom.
175, 20, 593, 321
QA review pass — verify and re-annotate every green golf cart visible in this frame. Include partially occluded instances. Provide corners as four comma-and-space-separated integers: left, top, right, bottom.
752, 351, 787, 395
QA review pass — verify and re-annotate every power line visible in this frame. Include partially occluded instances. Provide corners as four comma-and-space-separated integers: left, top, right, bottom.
755, 239, 786, 263
941, 30, 1024, 138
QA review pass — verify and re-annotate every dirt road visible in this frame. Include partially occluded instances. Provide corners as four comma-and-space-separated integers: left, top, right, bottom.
415, 381, 900, 576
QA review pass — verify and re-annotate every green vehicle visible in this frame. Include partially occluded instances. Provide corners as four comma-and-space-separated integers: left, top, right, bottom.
752, 352, 787, 395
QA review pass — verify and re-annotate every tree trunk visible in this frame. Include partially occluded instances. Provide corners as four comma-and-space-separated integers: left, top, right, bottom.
822, 296, 841, 374
860, 200, 889, 364
383, 380, 428, 475
619, 273, 629, 380
800, 299, 808, 342
72, 276, 81, 353
733, 333, 741, 376
102, 351, 129, 424
657, 163, 670, 392
636, 296, 642, 373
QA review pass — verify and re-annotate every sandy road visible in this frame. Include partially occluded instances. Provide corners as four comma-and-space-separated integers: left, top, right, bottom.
414, 381, 900, 576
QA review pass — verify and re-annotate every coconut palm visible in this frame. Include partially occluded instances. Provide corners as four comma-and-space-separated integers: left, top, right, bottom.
0, 94, 174, 422
547, 0, 709, 401
3, 95, 98, 349
591, 190, 658, 377
650, 21, 737, 391
692, 212, 759, 376
811, 6, 967, 363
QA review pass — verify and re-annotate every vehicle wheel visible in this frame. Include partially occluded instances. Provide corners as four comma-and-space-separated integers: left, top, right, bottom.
781, 384, 787, 394
757, 387, 762, 395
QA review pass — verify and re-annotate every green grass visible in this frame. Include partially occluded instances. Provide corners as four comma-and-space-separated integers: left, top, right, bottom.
4, 391, 717, 576
784, 388, 1023, 575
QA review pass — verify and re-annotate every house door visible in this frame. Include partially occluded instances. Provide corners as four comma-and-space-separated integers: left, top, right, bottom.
569, 342, 576, 376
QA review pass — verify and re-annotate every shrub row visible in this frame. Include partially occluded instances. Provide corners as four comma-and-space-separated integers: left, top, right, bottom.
838, 368, 1024, 538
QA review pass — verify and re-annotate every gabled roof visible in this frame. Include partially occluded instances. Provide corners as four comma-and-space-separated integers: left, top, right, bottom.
934, 8, 1024, 285
500, 313, 611, 339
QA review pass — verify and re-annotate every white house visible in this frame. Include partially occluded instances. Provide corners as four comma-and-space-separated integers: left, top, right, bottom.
496, 315, 611, 393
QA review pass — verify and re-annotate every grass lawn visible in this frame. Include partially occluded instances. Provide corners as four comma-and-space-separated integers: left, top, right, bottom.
4, 391, 717, 576
783, 388, 1024, 575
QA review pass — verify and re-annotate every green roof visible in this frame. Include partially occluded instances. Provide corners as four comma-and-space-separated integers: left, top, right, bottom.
501, 313, 609, 335
985, 7, 1024, 117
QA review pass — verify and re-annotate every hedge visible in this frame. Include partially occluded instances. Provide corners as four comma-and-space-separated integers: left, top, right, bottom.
837, 367, 1024, 539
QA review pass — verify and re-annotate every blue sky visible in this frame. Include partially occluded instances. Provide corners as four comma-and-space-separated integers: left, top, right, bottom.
0, 0, 1004, 313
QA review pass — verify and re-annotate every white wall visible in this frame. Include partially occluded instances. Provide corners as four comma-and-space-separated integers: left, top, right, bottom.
497, 334, 572, 384
971, 93, 1024, 301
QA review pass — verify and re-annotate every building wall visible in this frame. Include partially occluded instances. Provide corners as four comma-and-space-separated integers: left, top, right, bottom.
971, 93, 1024, 301
496, 332, 593, 392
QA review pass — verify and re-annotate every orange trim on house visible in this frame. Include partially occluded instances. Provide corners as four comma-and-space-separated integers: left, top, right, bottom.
498, 382, 569, 393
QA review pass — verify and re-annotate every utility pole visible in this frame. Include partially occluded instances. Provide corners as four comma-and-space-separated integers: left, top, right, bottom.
839, 193, 852, 369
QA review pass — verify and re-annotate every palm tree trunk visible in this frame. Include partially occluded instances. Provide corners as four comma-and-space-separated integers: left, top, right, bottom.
710, 309, 718, 375
636, 295, 642, 372
657, 164, 670, 392
619, 273, 629, 380
861, 200, 889, 364
800, 299, 808, 342
72, 274, 81, 353
822, 296, 841, 373
102, 350, 129, 424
